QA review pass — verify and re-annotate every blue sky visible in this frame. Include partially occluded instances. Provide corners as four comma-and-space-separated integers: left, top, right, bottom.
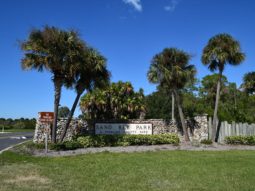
0, 0, 254, 118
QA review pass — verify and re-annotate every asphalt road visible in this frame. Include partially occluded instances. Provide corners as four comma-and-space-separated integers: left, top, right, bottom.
0, 132, 34, 151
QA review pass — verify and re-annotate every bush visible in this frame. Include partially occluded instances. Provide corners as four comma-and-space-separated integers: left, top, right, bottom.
45, 134, 179, 151
49, 143, 66, 151
77, 136, 95, 147
200, 139, 213, 145
77, 134, 179, 148
47, 141, 82, 151
25, 142, 45, 150
225, 136, 255, 145
64, 141, 81, 150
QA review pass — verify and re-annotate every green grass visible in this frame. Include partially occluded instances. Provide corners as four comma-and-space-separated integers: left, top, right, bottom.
1, 150, 255, 191
2, 128, 34, 133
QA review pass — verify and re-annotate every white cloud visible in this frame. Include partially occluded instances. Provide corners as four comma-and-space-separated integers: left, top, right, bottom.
164, 0, 179, 12
123, 0, 142, 12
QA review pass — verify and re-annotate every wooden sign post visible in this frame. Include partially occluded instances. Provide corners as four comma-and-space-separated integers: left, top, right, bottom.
38, 112, 54, 154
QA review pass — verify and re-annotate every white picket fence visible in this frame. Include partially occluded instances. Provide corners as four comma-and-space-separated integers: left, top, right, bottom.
217, 121, 255, 143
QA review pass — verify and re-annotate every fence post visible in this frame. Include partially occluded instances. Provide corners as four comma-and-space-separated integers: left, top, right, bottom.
232, 121, 236, 136
236, 123, 239, 136
229, 123, 232, 136
221, 121, 226, 142
239, 123, 243, 135
224, 121, 227, 137
244, 123, 248, 135
248, 124, 252, 135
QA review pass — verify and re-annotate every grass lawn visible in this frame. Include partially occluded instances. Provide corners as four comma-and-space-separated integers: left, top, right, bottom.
1, 129, 34, 133
1, 150, 255, 191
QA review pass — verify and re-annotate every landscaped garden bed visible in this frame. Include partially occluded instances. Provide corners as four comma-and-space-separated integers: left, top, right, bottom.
29, 134, 180, 151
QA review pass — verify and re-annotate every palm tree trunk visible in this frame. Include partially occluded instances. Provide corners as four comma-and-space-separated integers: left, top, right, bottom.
52, 78, 62, 143
171, 91, 175, 122
60, 92, 82, 142
173, 89, 190, 142
212, 72, 222, 142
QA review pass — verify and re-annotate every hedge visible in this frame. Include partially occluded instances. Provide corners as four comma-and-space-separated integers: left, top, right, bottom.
77, 134, 179, 148
48, 134, 179, 151
225, 135, 255, 145
200, 139, 213, 145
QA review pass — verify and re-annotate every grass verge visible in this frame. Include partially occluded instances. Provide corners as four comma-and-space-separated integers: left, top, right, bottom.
1, 129, 34, 133
1, 149, 255, 191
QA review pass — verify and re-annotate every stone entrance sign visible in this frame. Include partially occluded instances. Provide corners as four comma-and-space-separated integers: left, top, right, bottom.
38, 112, 54, 124
95, 123, 153, 135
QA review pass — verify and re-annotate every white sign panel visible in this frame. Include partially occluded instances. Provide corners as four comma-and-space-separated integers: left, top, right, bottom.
95, 123, 153, 135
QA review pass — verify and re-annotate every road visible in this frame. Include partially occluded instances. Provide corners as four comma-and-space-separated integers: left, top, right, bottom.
0, 132, 34, 151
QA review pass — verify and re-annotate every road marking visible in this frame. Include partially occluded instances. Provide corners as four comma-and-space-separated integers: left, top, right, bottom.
0, 140, 31, 154
10, 136, 21, 139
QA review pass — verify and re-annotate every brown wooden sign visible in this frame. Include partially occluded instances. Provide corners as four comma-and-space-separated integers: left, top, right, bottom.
38, 112, 54, 124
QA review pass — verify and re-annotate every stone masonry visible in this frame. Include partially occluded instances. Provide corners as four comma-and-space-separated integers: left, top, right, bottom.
33, 115, 208, 143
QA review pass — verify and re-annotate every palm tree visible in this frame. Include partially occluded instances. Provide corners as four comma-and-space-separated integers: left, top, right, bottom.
80, 81, 145, 120
202, 33, 245, 141
241, 72, 255, 95
60, 48, 110, 142
147, 48, 196, 141
21, 26, 85, 143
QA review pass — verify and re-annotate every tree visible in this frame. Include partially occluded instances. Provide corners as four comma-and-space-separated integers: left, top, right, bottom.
147, 48, 196, 141
80, 81, 145, 120
145, 87, 173, 119
199, 74, 228, 112
21, 26, 85, 143
241, 72, 255, 95
202, 33, 245, 141
58, 106, 70, 118
60, 48, 110, 142
198, 75, 242, 122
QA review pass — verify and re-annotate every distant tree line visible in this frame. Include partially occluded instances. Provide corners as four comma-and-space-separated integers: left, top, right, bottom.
0, 118, 36, 129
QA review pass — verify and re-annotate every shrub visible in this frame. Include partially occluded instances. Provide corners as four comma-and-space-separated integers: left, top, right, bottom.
200, 139, 213, 145
77, 134, 179, 148
45, 134, 179, 151
64, 141, 81, 150
225, 136, 255, 145
77, 136, 95, 147
25, 142, 45, 150
49, 143, 66, 151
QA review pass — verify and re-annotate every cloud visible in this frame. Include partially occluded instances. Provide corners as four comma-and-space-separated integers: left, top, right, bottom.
164, 0, 179, 12
123, 0, 142, 12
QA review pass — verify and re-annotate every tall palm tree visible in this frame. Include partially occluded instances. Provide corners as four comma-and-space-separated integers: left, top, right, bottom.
202, 33, 245, 141
147, 48, 196, 141
60, 48, 110, 142
21, 26, 85, 143
241, 72, 255, 95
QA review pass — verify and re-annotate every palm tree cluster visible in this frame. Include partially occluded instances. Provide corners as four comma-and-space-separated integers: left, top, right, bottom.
80, 81, 145, 120
21, 26, 110, 143
147, 33, 245, 142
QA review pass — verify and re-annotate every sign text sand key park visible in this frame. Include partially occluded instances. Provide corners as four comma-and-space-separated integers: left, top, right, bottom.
95, 123, 153, 135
